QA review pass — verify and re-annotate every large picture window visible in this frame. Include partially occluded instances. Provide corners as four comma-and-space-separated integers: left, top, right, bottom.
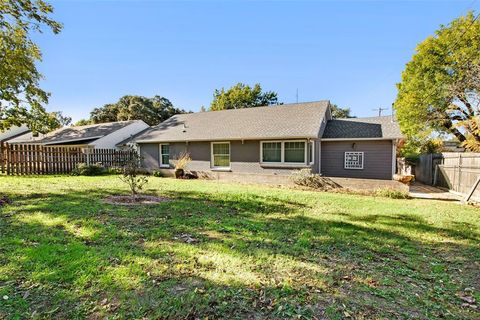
262, 142, 281, 162
284, 142, 305, 163
344, 152, 364, 169
211, 142, 230, 168
159, 144, 170, 167
261, 140, 312, 165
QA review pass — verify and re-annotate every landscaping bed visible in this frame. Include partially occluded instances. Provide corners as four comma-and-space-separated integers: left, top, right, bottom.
0, 176, 478, 319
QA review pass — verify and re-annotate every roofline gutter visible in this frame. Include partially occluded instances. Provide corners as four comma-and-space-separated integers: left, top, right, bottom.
41, 136, 104, 145
134, 136, 320, 143
321, 137, 403, 141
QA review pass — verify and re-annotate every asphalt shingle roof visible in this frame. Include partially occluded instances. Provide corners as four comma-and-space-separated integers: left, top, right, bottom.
135, 101, 330, 142
322, 116, 402, 139
25, 120, 142, 145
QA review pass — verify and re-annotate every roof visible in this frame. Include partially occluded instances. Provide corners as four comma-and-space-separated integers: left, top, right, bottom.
322, 116, 403, 139
15, 120, 142, 145
134, 101, 330, 142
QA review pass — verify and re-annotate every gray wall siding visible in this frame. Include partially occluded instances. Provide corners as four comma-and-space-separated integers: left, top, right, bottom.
321, 140, 393, 180
139, 140, 314, 175
140, 143, 160, 169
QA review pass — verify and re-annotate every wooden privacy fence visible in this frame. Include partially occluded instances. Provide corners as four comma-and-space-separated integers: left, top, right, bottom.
0, 143, 134, 175
414, 152, 480, 200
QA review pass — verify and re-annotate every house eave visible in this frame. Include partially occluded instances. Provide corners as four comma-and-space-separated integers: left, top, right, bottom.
320, 137, 401, 141
134, 136, 320, 144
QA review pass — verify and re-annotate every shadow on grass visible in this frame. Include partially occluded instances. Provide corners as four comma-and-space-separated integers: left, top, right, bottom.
1, 187, 479, 319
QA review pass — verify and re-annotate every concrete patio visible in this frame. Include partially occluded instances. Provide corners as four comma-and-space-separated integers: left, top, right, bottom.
409, 182, 462, 201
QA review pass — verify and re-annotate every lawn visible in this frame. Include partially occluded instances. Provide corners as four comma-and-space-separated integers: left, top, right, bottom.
0, 176, 479, 319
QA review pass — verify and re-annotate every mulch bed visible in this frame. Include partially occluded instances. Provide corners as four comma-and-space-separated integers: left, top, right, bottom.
103, 195, 170, 206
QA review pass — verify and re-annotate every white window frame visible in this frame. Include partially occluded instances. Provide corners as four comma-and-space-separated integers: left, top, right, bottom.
260, 140, 309, 167
159, 143, 170, 168
308, 141, 315, 165
211, 142, 231, 170
344, 151, 364, 170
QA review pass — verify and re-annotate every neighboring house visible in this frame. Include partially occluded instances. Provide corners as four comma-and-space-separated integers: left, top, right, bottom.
134, 101, 403, 180
0, 125, 31, 144
10, 120, 150, 149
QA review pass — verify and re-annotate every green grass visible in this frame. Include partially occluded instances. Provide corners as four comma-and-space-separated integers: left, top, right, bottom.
0, 176, 479, 319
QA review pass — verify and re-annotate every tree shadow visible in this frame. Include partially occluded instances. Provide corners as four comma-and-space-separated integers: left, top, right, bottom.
1, 186, 479, 319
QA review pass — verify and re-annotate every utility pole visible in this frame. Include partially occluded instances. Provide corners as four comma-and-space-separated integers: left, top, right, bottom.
296, 89, 299, 103
372, 107, 388, 116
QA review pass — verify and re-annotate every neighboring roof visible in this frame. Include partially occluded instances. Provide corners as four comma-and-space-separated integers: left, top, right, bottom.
14, 120, 143, 145
134, 101, 330, 142
6, 131, 45, 144
322, 116, 403, 139
115, 127, 152, 147
0, 125, 30, 142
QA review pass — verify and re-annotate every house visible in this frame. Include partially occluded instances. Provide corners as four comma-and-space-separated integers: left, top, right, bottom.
9, 120, 150, 149
133, 101, 403, 180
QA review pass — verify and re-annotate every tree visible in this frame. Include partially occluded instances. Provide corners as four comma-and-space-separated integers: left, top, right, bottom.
330, 104, 354, 118
0, 0, 62, 133
210, 83, 279, 111
89, 95, 186, 126
395, 12, 480, 152
119, 147, 148, 198
74, 119, 92, 126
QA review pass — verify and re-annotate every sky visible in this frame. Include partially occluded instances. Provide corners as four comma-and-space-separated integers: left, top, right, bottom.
34, 0, 479, 122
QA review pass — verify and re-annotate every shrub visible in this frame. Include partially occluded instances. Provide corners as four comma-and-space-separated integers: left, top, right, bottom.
153, 170, 164, 177
71, 163, 105, 176
375, 188, 410, 199
119, 147, 148, 196
290, 169, 341, 190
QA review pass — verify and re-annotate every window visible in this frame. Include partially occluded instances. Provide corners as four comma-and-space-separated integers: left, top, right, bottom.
159, 144, 170, 167
212, 142, 230, 168
260, 140, 311, 166
262, 142, 281, 162
308, 141, 314, 165
344, 152, 364, 169
284, 142, 305, 163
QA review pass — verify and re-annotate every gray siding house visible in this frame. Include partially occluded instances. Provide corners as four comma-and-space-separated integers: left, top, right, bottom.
134, 101, 402, 180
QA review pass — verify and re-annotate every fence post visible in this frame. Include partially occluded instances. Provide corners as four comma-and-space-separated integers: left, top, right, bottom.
458, 153, 462, 192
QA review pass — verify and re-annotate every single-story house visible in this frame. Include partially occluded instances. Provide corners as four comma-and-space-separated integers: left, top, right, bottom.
9, 120, 149, 149
133, 101, 403, 180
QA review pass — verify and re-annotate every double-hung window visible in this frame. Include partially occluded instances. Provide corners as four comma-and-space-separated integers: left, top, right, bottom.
261, 140, 312, 165
344, 152, 364, 169
211, 142, 230, 169
159, 144, 170, 167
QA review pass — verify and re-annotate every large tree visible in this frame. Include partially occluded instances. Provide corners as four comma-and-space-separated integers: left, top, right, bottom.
0, 0, 63, 133
330, 104, 354, 118
88, 95, 186, 126
210, 83, 279, 111
395, 12, 480, 151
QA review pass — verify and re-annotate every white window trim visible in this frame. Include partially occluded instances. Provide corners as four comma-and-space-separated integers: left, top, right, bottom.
159, 143, 170, 168
308, 141, 315, 165
344, 151, 364, 170
260, 140, 310, 167
211, 141, 231, 170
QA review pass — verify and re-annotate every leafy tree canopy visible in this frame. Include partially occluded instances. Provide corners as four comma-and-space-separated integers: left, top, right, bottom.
210, 83, 279, 111
395, 12, 480, 152
330, 104, 355, 118
88, 95, 187, 126
0, 0, 63, 133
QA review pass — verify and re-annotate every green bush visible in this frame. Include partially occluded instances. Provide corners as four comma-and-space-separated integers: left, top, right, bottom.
152, 170, 164, 177
374, 188, 410, 199
71, 163, 106, 176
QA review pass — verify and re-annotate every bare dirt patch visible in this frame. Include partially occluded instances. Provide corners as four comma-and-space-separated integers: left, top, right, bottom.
103, 195, 170, 206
